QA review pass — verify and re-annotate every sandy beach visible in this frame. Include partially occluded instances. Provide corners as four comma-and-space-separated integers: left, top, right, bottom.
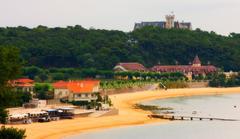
5, 87, 240, 139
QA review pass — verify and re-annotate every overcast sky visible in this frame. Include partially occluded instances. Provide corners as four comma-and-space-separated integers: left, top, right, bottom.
0, 0, 239, 35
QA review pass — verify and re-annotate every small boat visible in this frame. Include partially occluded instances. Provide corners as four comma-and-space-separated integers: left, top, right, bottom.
192, 111, 197, 114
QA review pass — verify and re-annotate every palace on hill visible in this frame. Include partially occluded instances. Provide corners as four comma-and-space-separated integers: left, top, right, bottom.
114, 56, 217, 80
134, 14, 192, 30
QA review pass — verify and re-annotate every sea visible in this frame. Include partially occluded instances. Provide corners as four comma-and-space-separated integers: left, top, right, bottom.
65, 93, 240, 139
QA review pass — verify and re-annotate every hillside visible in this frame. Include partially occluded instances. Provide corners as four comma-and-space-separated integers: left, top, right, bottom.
0, 26, 239, 71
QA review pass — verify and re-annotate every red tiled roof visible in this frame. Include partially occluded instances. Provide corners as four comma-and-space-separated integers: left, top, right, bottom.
52, 81, 69, 89
193, 55, 201, 65
17, 83, 33, 87
116, 63, 147, 71
68, 81, 99, 94
14, 78, 34, 83
10, 78, 34, 87
151, 65, 217, 75
52, 80, 100, 94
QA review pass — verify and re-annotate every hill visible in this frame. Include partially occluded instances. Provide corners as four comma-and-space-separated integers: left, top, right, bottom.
0, 26, 239, 71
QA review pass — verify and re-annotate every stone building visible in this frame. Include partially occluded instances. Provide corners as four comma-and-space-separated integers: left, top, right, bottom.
134, 14, 192, 30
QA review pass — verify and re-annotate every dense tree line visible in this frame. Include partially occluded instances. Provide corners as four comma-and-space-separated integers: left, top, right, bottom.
209, 73, 240, 87
21, 66, 185, 82
0, 26, 239, 71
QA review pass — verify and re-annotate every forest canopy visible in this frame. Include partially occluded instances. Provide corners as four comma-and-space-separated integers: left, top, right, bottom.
0, 25, 239, 71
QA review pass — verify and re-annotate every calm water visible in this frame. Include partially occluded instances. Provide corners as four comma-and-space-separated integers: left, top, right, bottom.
65, 93, 240, 139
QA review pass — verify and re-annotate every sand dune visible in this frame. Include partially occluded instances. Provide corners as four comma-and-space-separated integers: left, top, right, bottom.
5, 87, 240, 139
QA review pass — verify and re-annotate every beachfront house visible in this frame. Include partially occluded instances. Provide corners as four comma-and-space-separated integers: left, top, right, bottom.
113, 63, 147, 80
11, 78, 34, 94
52, 81, 69, 99
53, 80, 100, 102
113, 62, 147, 72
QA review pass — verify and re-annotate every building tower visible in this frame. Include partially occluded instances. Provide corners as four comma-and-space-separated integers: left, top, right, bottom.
192, 55, 201, 67
165, 13, 175, 29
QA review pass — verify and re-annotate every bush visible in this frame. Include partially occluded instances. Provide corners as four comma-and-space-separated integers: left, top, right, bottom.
71, 101, 90, 106
160, 81, 188, 89
134, 104, 173, 111
0, 126, 26, 139
34, 83, 53, 100
0, 108, 8, 124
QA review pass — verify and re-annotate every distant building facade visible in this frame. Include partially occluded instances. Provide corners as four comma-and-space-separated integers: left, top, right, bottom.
223, 71, 238, 79
52, 80, 100, 102
150, 56, 217, 80
113, 56, 217, 80
134, 14, 192, 30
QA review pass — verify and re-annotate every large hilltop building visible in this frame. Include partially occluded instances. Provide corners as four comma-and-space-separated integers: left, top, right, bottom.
134, 14, 192, 30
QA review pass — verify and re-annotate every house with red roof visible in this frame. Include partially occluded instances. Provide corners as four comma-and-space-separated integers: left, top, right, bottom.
52, 80, 100, 102
52, 81, 69, 99
113, 62, 147, 72
11, 78, 34, 94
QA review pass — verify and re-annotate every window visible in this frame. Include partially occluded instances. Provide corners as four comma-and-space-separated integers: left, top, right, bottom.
59, 91, 62, 96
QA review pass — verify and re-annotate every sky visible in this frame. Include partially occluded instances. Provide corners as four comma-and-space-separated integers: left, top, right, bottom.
0, 0, 240, 35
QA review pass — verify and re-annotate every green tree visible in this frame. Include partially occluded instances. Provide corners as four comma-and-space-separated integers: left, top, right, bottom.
0, 108, 8, 124
34, 83, 53, 100
0, 26, 239, 71
0, 47, 21, 86
0, 47, 22, 124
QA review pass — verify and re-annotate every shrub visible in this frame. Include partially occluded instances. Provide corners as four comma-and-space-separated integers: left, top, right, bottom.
34, 83, 53, 100
160, 81, 188, 89
0, 126, 26, 139
0, 108, 8, 124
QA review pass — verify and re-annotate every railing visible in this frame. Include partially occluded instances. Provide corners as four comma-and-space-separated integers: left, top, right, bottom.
148, 114, 239, 121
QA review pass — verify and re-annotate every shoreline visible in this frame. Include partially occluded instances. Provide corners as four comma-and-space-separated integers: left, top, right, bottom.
6, 87, 240, 139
